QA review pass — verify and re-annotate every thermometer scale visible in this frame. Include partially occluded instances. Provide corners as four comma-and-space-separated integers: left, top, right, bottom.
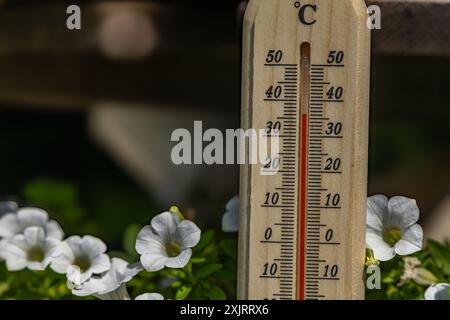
238, 0, 370, 299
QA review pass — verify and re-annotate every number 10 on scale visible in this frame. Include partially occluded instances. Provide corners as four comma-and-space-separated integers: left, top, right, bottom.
238, 0, 371, 300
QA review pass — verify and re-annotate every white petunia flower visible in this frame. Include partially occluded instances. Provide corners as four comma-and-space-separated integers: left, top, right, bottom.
135, 293, 164, 300
1, 226, 61, 271
366, 195, 423, 261
222, 195, 239, 233
424, 283, 450, 300
0, 207, 64, 240
136, 209, 201, 272
71, 257, 143, 300
51, 235, 111, 285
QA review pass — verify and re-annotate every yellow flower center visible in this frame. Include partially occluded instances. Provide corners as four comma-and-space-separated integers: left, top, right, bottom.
73, 255, 91, 272
383, 228, 402, 247
166, 241, 182, 257
27, 246, 45, 262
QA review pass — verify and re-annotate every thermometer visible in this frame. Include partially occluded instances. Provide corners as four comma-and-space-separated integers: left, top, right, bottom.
238, 0, 370, 300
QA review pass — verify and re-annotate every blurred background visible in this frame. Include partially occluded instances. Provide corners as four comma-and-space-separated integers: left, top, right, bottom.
0, 0, 449, 249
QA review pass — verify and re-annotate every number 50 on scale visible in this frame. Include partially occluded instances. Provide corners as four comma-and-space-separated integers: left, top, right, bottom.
238, 0, 371, 300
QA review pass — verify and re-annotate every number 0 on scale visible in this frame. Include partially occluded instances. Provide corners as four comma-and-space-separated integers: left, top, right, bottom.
238, 0, 370, 299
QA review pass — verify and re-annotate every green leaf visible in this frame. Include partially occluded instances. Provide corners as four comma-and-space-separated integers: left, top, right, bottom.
207, 286, 226, 300
191, 257, 207, 264
122, 224, 141, 258
382, 277, 395, 284
428, 239, 450, 276
196, 263, 223, 279
175, 286, 192, 300
215, 269, 237, 281
194, 230, 215, 252
202, 244, 217, 256
219, 239, 238, 259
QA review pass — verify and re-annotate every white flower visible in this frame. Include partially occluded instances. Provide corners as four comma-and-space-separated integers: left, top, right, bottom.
1, 226, 61, 271
0, 207, 64, 240
51, 235, 111, 285
135, 293, 164, 300
71, 257, 144, 300
222, 195, 239, 233
424, 283, 450, 300
136, 210, 201, 272
366, 195, 423, 261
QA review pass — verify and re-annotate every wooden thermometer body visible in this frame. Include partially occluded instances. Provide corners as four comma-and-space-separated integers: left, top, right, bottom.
238, 0, 370, 300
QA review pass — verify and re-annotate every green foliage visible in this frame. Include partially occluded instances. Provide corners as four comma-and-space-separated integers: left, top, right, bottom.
0, 178, 238, 300
122, 224, 141, 261
365, 240, 450, 300
22, 179, 86, 236
20, 177, 158, 244
15, 178, 448, 301
0, 225, 238, 300
128, 230, 238, 300
0, 264, 87, 300
428, 239, 450, 277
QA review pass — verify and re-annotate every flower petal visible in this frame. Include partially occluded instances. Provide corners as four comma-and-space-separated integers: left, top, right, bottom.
50, 242, 75, 273
2, 241, 27, 271
72, 258, 140, 298
177, 220, 201, 249
65, 236, 83, 257
90, 253, 111, 274
394, 224, 423, 255
109, 261, 131, 285
424, 283, 450, 300
135, 293, 164, 300
44, 238, 62, 257
387, 196, 419, 229
123, 261, 143, 281
81, 235, 107, 258
150, 211, 179, 239
7, 234, 28, 251
67, 265, 83, 285
45, 220, 64, 240
80, 269, 94, 284
222, 210, 239, 233
0, 213, 20, 238
135, 225, 165, 255
17, 208, 48, 229
366, 232, 396, 261
71, 279, 99, 297
226, 195, 239, 212
165, 248, 192, 269
23, 226, 46, 247
366, 195, 388, 234
95, 284, 131, 300
140, 252, 168, 272
27, 261, 46, 271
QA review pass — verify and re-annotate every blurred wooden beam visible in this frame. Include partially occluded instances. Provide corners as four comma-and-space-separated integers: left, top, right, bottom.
0, 2, 241, 110
2, 0, 448, 57
0, 1, 449, 111
369, 0, 450, 57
